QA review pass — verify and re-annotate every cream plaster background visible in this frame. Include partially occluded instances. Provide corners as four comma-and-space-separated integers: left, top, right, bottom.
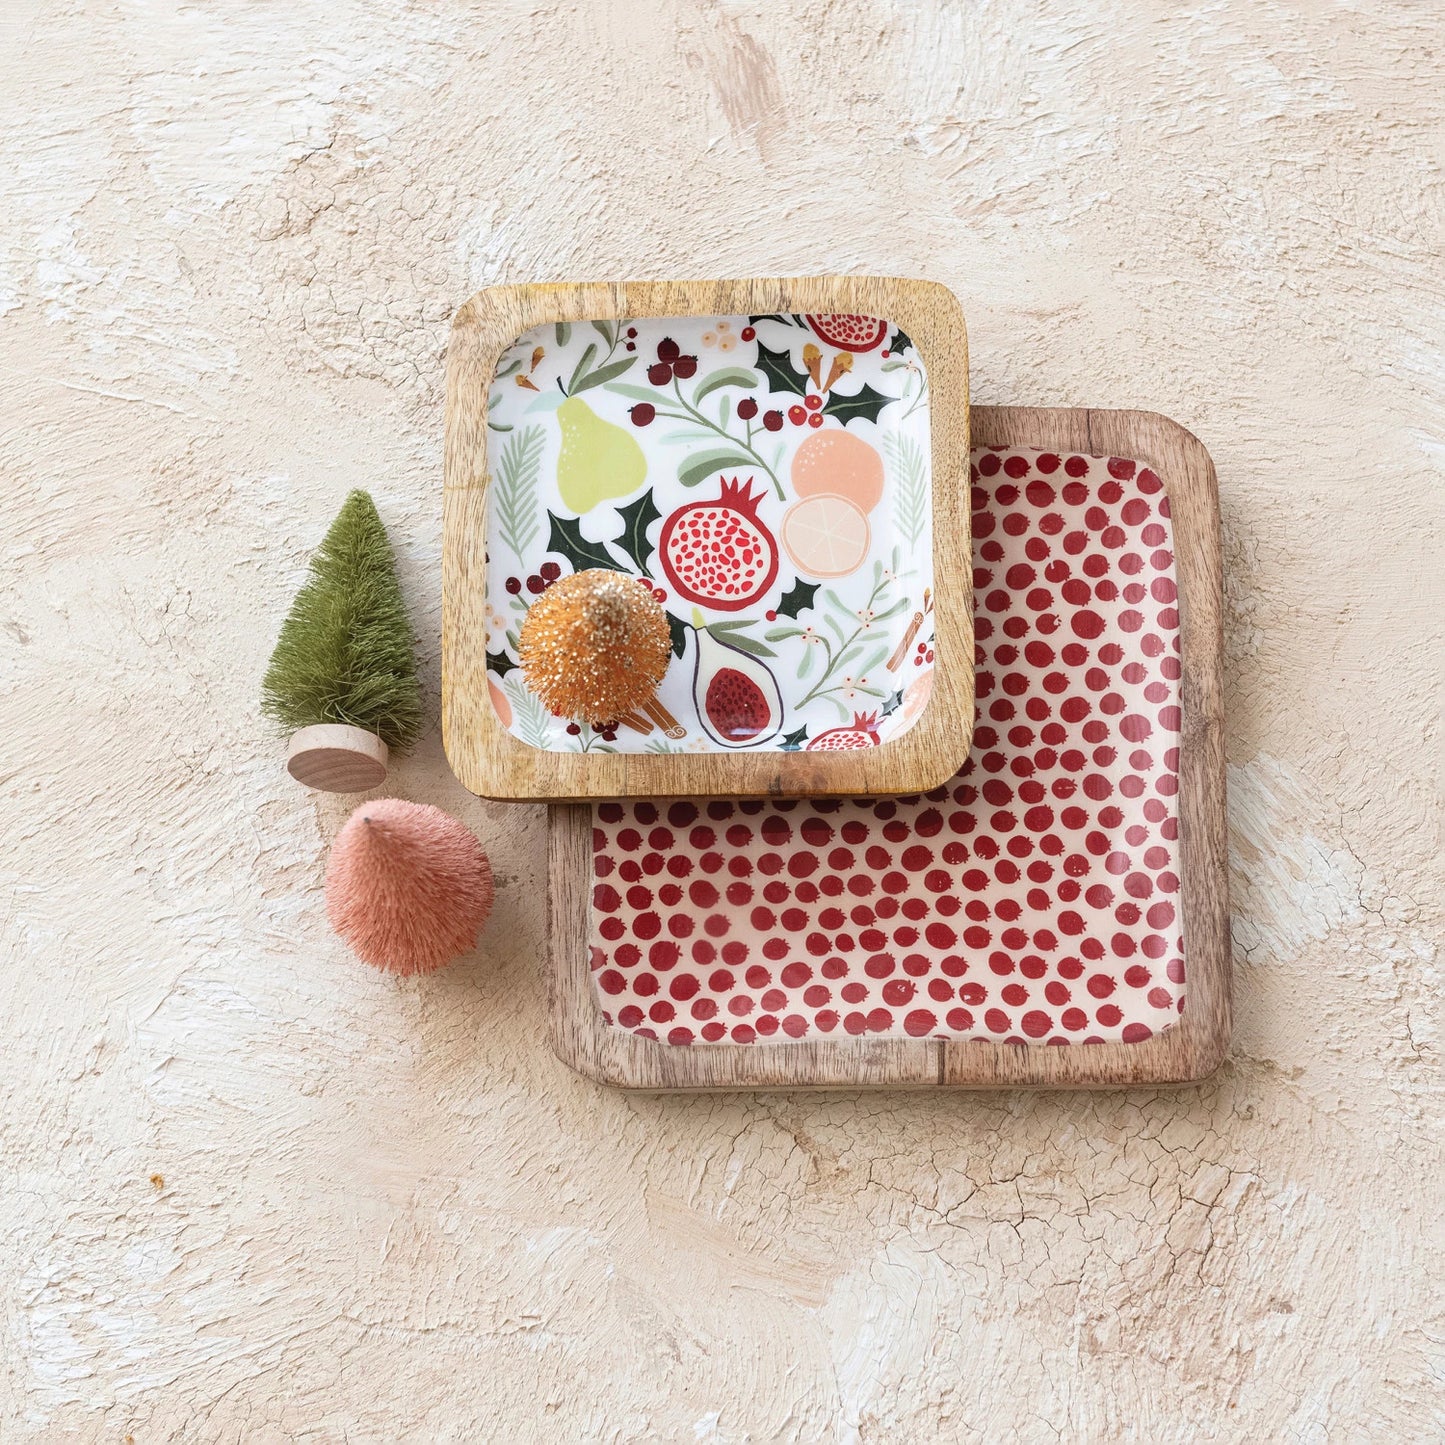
2, 1, 1441, 1440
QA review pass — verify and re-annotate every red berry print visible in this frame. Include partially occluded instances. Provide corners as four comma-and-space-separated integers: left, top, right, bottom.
586, 445, 1184, 1046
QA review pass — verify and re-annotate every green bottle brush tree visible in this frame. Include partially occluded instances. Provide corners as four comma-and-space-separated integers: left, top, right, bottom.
262, 490, 423, 792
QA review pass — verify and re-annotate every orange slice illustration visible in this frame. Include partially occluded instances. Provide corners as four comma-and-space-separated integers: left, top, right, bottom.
781, 493, 871, 578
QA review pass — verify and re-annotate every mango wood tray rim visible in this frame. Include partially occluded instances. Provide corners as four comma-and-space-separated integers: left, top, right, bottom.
442, 275, 974, 801
545, 406, 1230, 1089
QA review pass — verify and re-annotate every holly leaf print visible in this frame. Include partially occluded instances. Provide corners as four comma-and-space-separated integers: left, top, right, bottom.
774, 576, 819, 619
780, 725, 808, 752
666, 612, 689, 660
890, 327, 912, 355
823, 381, 891, 426
613, 490, 660, 575
486, 647, 515, 679
546, 513, 620, 575
755, 339, 808, 398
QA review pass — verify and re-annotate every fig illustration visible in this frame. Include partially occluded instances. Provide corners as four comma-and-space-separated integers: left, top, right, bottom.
691, 623, 783, 748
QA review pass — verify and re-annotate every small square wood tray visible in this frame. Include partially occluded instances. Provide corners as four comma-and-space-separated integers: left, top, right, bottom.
443, 276, 973, 801
545, 407, 1229, 1089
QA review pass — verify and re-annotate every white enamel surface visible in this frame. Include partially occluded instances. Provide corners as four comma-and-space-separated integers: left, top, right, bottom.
484, 315, 934, 753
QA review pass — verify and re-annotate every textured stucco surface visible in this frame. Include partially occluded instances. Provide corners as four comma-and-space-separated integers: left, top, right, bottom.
2, 2, 1441, 1440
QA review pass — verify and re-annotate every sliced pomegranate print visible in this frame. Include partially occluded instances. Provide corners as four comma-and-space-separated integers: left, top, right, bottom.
805, 314, 889, 353
805, 710, 883, 751
658, 476, 779, 612
692, 626, 782, 747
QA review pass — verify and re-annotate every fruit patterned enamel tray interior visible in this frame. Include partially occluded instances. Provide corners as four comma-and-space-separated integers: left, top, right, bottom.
587, 447, 1187, 1047
483, 314, 936, 754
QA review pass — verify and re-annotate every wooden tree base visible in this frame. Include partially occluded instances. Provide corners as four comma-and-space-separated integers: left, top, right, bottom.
286, 725, 388, 792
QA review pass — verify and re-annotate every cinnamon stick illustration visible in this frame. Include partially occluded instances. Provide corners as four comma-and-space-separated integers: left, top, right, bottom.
886, 588, 933, 671
641, 696, 686, 739
616, 710, 655, 736
887, 613, 925, 672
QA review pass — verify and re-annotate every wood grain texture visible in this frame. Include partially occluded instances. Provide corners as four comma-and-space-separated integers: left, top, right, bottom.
285, 724, 389, 792
443, 276, 973, 800
547, 406, 1230, 1089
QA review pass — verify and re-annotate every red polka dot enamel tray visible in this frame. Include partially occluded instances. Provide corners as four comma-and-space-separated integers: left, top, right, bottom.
547, 407, 1229, 1089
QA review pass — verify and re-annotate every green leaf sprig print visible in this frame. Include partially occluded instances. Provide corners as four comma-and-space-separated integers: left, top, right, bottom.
609, 376, 786, 497
766, 551, 914, 716
506, 676, 553, 749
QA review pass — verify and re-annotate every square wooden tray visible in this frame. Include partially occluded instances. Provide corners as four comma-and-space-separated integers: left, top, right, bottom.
545, 406, 1229, 1088
443, 276, 973, 800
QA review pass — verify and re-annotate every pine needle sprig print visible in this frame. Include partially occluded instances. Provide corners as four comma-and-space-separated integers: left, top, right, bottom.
884, 431, 928, 551
505, 677, 552, 751
493, 425, 546, 560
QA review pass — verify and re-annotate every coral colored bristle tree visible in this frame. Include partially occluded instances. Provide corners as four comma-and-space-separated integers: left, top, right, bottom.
324, 799, 493, 975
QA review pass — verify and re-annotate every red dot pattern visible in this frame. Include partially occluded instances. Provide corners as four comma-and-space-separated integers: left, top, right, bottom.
588, 449, 1185, 1046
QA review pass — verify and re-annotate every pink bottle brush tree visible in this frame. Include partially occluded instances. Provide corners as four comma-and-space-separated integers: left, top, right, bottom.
325, 799, 494, 974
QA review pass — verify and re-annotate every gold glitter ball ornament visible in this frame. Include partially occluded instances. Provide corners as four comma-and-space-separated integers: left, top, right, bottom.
518, 568, 672, 724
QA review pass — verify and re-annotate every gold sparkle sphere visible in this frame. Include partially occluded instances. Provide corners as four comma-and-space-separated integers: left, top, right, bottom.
518, 568, 671, 724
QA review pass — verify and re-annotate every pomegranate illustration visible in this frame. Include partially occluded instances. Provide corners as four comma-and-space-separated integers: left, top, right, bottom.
805, 314, 889, 353
805, 710, 883, 751
658, 476, 779, 612
691, 624, 783, 748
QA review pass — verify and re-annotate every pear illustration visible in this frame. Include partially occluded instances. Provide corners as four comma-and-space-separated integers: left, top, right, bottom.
556, 396, 647, 513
